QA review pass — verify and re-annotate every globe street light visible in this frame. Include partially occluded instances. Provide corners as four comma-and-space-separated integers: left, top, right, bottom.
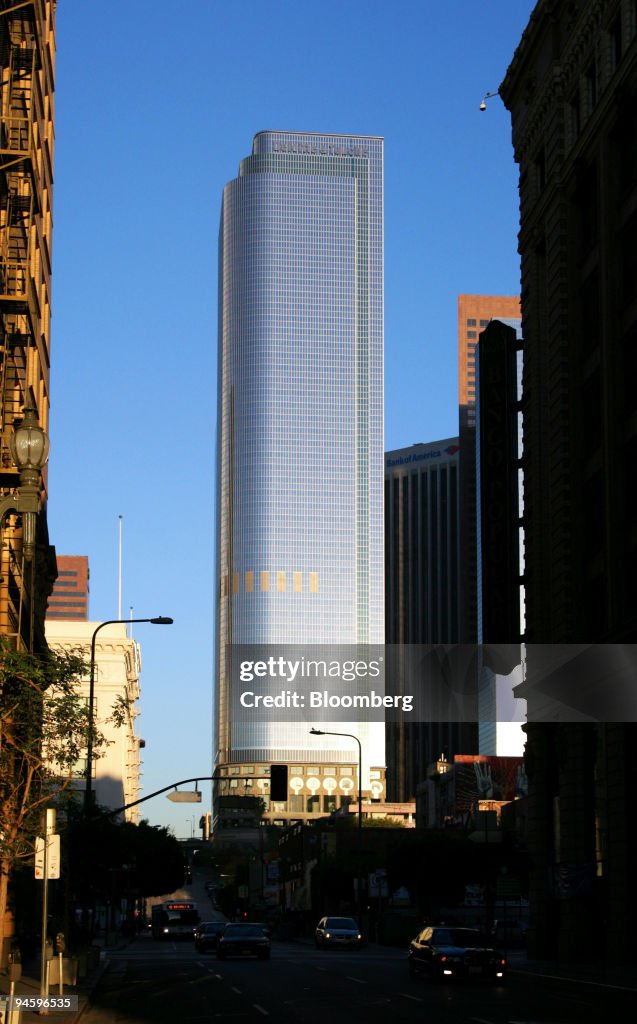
84, 616, 173, 810
0, 406, 50, 561
310, 728, 364, 924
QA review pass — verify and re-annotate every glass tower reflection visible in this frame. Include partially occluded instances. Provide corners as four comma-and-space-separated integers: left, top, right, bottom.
215, 131, 384, 777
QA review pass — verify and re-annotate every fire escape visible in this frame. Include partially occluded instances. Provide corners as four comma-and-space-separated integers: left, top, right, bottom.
0, 1, 54, 650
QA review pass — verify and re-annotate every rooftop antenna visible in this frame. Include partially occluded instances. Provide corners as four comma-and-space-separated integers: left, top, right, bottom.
118, 514, 123, 619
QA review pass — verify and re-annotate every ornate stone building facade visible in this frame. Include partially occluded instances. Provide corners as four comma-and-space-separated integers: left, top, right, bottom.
501, 0, 637, 963
0, 0, 56, 652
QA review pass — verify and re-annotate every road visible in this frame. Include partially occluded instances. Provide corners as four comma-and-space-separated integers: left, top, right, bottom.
79, 933, 635, 1024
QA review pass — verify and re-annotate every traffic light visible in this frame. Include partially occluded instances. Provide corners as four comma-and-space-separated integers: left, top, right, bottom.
270, 764, 288, 801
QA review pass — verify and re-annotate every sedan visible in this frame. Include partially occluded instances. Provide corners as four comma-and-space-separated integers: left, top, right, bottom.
408, 926, 506, 982
194, 921, 226, 953
216, 923, 271, 960
315, 916, 363, 949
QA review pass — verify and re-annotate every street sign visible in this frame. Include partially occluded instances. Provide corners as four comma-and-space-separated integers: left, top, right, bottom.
35, 835, 60, 879
167, 790, 202, 803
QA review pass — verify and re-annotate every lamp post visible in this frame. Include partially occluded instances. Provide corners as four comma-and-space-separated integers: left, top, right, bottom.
84, 616, 173, 811
0, 405, 50, 561
310, 728, 364, 925
479, 90, 500, 111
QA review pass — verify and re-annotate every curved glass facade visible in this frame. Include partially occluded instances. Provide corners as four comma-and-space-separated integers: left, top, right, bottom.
215, 132, 384, 775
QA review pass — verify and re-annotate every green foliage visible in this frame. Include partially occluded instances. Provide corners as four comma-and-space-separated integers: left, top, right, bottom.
362, 816, 405, 828
0, 637, 103, 867
64, 808, 185, 901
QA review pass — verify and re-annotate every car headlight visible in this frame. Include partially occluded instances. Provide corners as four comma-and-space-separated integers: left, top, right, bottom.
325, 933, 331, 939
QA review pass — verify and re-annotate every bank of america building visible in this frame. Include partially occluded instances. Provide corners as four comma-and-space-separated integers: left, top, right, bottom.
215, 131, 385, 827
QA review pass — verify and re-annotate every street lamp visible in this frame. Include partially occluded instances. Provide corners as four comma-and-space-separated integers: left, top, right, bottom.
0, 406, 50, 560
479, 90, 500, 111
84, 616, 173, 810
309, 728, 364, 925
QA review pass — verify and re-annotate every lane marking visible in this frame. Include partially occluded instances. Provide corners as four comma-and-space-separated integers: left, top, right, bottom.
253, 1005, 269, 1016
509, 969, 637, 993
231, 986, 241, 995
399, 992, 423, 1002
345, 976, 366, 984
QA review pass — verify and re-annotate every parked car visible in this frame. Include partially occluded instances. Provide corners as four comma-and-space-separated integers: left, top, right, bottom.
408, 926, 506, 982
315, 916, 363, 949
216, 923, 271, 960
193, 921, 226, 953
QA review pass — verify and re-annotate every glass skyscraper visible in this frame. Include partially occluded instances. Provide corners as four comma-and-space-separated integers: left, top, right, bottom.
215, 132, 384, 819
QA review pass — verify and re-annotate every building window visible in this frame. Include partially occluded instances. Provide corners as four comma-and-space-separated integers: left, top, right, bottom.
466, 318, 476, 327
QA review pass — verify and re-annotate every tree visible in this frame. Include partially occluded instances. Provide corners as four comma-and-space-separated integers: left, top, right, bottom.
60, 811, 184, 941
0, 638, 106, 964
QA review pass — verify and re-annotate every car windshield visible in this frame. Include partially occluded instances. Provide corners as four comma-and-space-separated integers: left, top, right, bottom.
432, 929, 483, 947
326, 918, 358, 929
224, 925, 266, 938
204, 923, 224, 933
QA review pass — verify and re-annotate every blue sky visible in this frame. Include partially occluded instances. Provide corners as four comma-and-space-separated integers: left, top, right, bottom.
47, 0, 535, 835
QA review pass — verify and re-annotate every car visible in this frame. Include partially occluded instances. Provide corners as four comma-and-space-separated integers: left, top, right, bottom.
408, 926, 506, 982
216, 923, 271, 960
314, 916, 363, 949
193, 921, 226, 953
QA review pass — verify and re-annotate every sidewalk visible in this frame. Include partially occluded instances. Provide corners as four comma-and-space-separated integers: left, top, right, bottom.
0, 938, 129, 1024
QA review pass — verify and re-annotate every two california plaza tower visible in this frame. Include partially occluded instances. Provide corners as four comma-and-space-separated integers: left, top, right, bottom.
215, 132, 385, 827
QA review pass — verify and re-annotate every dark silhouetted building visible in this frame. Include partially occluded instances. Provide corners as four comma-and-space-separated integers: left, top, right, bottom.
501, 0, 637, 964
458, 295, 521, 644
384, 440, 477, 800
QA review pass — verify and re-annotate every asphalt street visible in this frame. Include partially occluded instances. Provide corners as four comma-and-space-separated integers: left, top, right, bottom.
76, 933, 636, 1024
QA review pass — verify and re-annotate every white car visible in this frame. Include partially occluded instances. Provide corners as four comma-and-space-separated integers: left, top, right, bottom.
315, 916, 363, 949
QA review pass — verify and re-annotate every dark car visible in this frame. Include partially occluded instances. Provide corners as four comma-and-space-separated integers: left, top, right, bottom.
408, 926, 506, 982
193, 921, 226, 953
216, 923, 271, 960
315, 916, 363, 949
